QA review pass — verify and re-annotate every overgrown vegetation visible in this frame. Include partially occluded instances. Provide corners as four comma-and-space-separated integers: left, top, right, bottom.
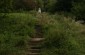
41, 14, 85, 55
0, 13, 85, 55
0, 0, 85, 55
0, 13, 37, 55
0, 0, 85, 20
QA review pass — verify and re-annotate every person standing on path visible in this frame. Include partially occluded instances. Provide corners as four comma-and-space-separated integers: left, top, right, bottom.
38, 8, 41, 14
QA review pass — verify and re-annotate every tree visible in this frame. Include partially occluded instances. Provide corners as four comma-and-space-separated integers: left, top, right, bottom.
0, 0, 14, 12
72, 0, 85, 20
14, 0, 41, 11
55, 0, 73, 12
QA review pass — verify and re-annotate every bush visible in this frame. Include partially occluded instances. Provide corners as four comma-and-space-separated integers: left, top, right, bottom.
41, 14, 85, 55
0, 13, 37, 55
0, 13, 85, 55
0, 0, 14, 12
72, 0, 85, 20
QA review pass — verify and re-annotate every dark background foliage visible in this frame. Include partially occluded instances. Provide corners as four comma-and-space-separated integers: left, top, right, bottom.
0, 0, 85, 21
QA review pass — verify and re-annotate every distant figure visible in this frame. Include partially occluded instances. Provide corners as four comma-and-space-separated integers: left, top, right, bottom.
38, 8, 41, 14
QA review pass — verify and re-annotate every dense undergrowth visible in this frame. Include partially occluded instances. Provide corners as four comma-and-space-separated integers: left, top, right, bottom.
0, 13, 85, 55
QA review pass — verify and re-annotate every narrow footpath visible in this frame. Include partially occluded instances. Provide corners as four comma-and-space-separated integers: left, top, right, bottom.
28, 14, 44, 55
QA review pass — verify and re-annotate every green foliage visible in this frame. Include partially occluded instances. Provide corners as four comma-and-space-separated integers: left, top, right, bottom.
44, 0, 56, 12
0, 13, 37, 55
0, 13, 85, 55
72, 0, 85, 20
40, 13, 85, 55
0, 0, 14, 12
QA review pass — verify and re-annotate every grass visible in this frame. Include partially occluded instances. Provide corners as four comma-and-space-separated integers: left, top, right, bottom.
0, 13, 37, 55
0, 13, 85, 55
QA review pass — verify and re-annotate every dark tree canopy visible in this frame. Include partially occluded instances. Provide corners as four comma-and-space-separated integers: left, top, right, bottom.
0, 0, 85, 21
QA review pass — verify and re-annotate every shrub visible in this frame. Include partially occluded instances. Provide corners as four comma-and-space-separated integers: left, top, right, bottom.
41, 14, 85, 55
0, 13, 85, 55
72, 0, 85, 20
0, 13, 36, 55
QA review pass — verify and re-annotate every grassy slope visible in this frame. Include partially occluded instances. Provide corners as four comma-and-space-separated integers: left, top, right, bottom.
0, 13, 37, 55
0, 13, 85, 55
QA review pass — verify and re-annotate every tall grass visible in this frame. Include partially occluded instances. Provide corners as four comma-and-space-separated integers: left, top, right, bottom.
40, 13, 85, 55
0, 13, 37, 55
0, 13, 85, 55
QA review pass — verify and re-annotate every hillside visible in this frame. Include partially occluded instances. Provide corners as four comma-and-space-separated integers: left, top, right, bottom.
0, 13, 85, 55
